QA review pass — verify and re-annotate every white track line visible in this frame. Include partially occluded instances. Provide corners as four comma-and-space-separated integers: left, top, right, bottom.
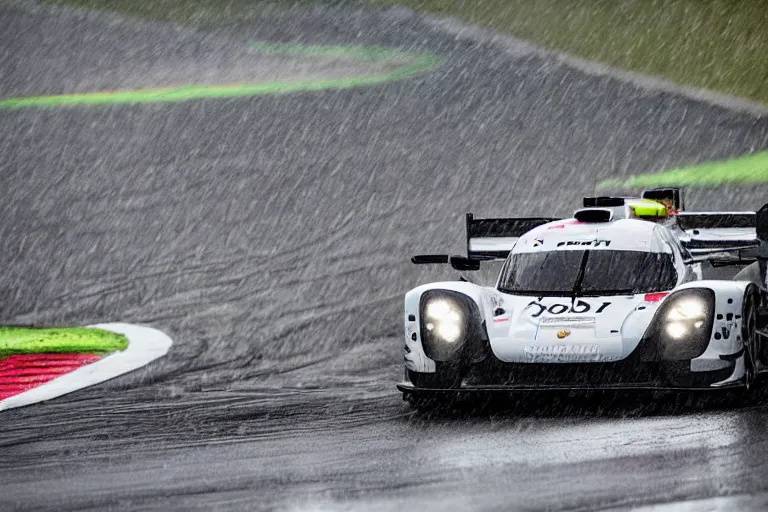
0, 323, 172, 411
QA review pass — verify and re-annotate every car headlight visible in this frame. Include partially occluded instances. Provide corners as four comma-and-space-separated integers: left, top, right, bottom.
646, 288, 715, 360
424, 298, 464, 343
419, 291, 480, 361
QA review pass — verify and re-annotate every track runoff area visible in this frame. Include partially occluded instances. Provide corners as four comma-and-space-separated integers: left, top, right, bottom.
2, 30, 765, 410
0, 37, 440, 410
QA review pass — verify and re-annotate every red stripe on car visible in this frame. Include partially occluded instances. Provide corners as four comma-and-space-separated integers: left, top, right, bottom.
644, 292, 669, 303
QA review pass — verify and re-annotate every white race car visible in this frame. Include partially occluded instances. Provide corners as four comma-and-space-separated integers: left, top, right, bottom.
399, 188, 768, 404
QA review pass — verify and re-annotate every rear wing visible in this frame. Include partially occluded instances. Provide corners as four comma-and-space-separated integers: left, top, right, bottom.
411, 213, 558, 270
674, 211, 759, 256
465, 213, 559, 259
410, 203, 768, 282
673, 206, 768, 289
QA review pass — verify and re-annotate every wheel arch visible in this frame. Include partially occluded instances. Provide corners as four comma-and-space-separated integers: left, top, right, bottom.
403, 282, 492, 374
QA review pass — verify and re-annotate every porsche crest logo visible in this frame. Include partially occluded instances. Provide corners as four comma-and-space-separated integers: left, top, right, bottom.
556, 330, 571, 339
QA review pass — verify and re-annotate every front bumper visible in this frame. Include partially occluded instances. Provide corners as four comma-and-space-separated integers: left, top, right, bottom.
399, 354, 742, 392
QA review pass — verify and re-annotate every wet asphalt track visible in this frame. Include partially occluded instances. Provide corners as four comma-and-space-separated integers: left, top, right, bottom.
2, 2, 768, 510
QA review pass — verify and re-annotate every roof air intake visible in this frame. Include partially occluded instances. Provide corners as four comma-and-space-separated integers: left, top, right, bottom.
574, 208, 613, 223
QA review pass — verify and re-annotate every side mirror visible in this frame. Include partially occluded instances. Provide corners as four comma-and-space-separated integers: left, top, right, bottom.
411, 254, 483, 271
411, 254, 449, 264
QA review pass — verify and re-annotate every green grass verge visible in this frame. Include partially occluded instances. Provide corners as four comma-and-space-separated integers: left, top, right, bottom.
0, 327, 128, 358
374, 0, 768, 106
39, 0, 768, 105
598, 150, 768, 189
0, 43, 441, 108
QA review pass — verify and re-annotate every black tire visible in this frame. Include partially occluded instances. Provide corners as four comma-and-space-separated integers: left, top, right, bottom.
742, 289, 759, 391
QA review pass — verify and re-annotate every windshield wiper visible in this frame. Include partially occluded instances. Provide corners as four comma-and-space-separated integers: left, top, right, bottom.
569, 251, 590, 299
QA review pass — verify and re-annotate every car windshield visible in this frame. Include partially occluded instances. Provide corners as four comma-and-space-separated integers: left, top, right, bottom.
498, 250, 677, 296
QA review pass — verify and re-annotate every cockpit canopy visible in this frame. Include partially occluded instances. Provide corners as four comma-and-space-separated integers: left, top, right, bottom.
501, 218, 680, 296
498, 249, 678, 296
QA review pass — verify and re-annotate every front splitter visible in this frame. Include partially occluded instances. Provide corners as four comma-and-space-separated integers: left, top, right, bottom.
397, 381, 745, 393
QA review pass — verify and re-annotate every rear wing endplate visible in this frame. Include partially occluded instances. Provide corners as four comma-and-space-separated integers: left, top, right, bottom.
757, 204, 768, 289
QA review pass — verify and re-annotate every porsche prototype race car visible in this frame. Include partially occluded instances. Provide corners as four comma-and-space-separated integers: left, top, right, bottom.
399, 188, 768, 402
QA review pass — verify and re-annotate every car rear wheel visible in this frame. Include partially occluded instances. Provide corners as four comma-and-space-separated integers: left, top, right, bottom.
742, 290, 759, 391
